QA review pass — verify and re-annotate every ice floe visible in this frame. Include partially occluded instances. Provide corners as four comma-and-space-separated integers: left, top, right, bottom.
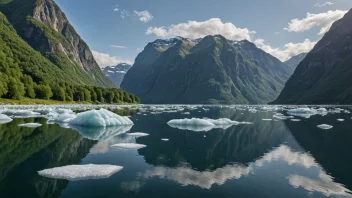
69, 108, 133, 127
262, 119, 272, 121
38, 164, 123, 181
0, 114, 12, 124
287, 108, 316, 118
317, 124, 333, 130
273, 113, 294, 120
126, 132, 149, 137
18, 123, 42, 128
161, 139, 169, 141
337, 119, 344, 122
291, 119, 301, 122
111, 143, 146, 149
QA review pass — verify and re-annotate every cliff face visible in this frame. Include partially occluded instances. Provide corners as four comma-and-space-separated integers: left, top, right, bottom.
273, 9, 352, 104
0, 0, 115, 87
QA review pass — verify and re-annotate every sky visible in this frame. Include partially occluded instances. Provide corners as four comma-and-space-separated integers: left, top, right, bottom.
55, 0, 352, 67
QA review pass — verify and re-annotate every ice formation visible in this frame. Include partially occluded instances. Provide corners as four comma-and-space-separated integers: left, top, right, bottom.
18, 123, 42, 128
168, 118, 215, 126
2, 110, 40, 117
38, 164, 123, 181
337, 119, 344, 122
262, 119, 272, 121
161, 139, 169, 141
0, 114, 12, 124
126, 132, 149, 137
317, 124, 333, 130
69, 108, 133, 127
111, 143, 146, 149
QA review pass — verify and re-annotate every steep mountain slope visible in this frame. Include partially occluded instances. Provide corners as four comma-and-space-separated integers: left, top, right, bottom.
284, 53, 307, 70
273, 9, 352, 104
121, 35, 292, 104
0, 0, 115, 87
102, 63, 132, 87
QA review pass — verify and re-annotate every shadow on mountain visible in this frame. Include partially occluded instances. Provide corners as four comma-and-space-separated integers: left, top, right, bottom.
135, 107, 292, 171
0, 117, 97, 198
284, 113, 352, 191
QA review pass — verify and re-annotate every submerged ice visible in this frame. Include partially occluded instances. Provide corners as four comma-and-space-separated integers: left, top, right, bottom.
38, 164, 123, 181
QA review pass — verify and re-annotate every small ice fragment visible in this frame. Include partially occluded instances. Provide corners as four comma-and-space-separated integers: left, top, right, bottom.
167, 118, 215, 126
0, 114, 12, 124
204, 135, 206, 138
69, 108, 133, 127
291, 119, 301, 122
111, 143, 146, 149
182, 112, 190, 115
126, 132, 149, 137
262, 119, 272, 121
317, 124, 333, 130
161, 139, 169, 141
38, 164, 123, 181
337, 119, 344, 122
18, 123, 42, 128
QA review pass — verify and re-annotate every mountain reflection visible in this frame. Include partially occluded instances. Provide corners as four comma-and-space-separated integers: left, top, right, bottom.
285, 112, 352, 194
136, 108, 290, 170
0, 118, 96, 198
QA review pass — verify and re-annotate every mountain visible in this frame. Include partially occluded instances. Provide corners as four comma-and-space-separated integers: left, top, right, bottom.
272, 9, 352, 104
102, 63, 132, 87
0, 0, 114, 87
121, 35, 293, 104
284, 53, 307, 70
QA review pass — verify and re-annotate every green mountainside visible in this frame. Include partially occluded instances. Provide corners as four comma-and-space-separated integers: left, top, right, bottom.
121, 35, 293, 104
0, 0, 114, 87
273, 9, 352, 104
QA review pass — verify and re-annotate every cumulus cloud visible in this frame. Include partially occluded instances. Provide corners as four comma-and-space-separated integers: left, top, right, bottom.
92, 51, 133, 67
134, 10, 153, 22
314, 1, 334, 7
284, 10, 348, 35
146, 18, 255, 41
254, 39, 317, 62
110, 45, 127, 49
113, 8, 119, 12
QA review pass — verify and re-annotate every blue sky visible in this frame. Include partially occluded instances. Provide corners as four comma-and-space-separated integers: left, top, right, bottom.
56, 0, 352, 66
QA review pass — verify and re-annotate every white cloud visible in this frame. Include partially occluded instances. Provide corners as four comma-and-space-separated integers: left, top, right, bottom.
254, 38, 317, 62
314, 1, 334, 7
113, 8, 119, 12
284, 10, 348, 35
92, 51, 133, 67
146, 18, 255, 41
110, 45, 127, 49
120, 9, 129, 19
134, 10, 153, 22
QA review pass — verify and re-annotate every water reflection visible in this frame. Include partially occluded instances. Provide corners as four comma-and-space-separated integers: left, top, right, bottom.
0, 118, 96, 198
69, 125, 132, 140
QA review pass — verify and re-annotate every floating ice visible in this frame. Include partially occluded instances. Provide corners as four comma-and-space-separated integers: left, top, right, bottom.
317, 124, 333, 130
18, 123, 42, 128
273, 113, 294, 120
69, 108, 133, 127
169, 124, 214, 132
337, 119, 344, 122
38, 164, 123, 181
47, 112, 76, 123
161, 139, 169, 141
291, 119, 301, 122
126, 132, 149, 137
205, 118, 240, 126
0, 114, 12, 124
287, 108, 316, 118
168, 118, 215, 126
70, 125, 132, 140
262, 119, 272, 121
182, 112, 191, 115
111, 143, 146, 149
2, 110, 40, 117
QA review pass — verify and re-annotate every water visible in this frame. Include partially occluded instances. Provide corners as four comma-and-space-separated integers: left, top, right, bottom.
0, 105, 352, 198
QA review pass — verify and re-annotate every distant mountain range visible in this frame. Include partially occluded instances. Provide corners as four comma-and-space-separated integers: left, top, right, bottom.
121, 35, 294, 104
284, 53, 307, 70
102, 63, 132, 87
273, 9, 352, 104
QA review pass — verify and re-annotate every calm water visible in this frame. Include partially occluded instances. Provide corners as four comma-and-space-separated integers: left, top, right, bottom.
1, 105, 352, 198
